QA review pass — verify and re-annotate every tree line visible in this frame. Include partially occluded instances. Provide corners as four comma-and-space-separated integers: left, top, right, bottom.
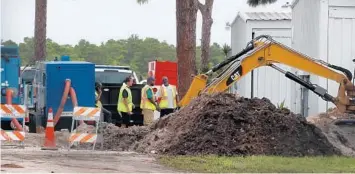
1, 35, 228, 79
30, 0, 275, 98
137, 0, 277, 98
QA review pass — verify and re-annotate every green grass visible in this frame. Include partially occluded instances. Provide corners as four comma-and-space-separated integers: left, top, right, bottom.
159, 155, 355, 173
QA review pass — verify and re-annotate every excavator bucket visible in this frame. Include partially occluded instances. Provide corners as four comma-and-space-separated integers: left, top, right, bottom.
178, 74, 208, 107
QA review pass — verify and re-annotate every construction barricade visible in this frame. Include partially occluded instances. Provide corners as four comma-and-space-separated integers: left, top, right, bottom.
68, 106, 101, 150
0, 104, 27, 148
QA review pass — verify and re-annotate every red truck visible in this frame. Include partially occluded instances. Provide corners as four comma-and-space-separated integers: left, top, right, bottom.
147, 60, 177, 95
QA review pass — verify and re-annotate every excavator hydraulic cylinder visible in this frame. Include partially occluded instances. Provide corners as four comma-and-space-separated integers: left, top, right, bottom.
270, 64, 335, 102
210, 44, 254, 73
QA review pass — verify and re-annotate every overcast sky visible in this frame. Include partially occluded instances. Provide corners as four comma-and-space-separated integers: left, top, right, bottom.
1, 0, 290, 46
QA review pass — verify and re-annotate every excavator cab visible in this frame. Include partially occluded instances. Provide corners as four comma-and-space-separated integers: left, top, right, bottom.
179, 35, 355, 125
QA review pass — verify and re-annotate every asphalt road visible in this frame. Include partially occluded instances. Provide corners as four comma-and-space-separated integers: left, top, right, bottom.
1, 148, 176, 173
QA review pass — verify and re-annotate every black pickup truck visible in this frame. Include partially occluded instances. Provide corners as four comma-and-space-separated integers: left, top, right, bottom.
95, 65, 145, 126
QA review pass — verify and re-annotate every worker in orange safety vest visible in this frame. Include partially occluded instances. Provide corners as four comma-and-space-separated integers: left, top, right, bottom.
157, 76, 179, 118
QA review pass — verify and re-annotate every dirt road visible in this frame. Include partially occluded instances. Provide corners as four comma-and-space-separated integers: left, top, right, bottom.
1, 148, 176, 173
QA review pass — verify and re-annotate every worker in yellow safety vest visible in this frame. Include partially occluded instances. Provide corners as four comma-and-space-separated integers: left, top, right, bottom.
95, 82, 112, 123
140, 76, 160, 125
117, 76, 135, 128
157, 76, 179, 118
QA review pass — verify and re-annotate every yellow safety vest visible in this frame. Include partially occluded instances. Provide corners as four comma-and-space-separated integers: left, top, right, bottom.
117, 83, 133, 113
140, 85, 156, 110
95, 91, 102, 108
159, 85, 177, 109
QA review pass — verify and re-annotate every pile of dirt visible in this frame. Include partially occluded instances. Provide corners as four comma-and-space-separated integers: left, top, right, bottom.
134, 93, 340, 156
98, 123, 150, 151
307, 108, 355, 124
71, 122, 149, 150
307, 109, 355, 157
3, 123, 148, 150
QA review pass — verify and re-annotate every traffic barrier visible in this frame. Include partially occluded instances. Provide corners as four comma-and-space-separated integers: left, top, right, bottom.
73, 107, 101, 119
41, 108, 58, 150
1, 104, 26, 118
0, 104, 27, 147
5, 89, 24, 131
68, 106, 101, 150
68, 133, 97, 143
0, 129, 25, 141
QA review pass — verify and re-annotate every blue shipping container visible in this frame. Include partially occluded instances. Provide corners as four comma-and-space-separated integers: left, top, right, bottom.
44, 61, 95, 117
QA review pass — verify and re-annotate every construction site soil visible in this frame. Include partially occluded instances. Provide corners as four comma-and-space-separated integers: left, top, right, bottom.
7, 93, 354, 157
134, 93, 341, 156
97, 123, 150, 151
5, 123, 150, 151
307, 109, 355, 157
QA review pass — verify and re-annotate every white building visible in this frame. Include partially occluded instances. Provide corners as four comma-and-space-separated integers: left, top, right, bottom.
291, 0, 355, 116
229, 12, 297, 112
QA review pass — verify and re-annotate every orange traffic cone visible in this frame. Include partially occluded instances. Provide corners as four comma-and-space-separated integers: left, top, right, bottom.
41, 108, 58, 150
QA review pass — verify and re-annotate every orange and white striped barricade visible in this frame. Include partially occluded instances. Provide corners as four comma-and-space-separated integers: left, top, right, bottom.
0, 104, 27, 148
68, 106, 101, 150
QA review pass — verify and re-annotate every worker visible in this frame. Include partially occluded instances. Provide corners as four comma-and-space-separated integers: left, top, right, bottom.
157, 76, 178, 117
117, 76, 135, 128
95, 82, 112, 123
140, 76, 160, 125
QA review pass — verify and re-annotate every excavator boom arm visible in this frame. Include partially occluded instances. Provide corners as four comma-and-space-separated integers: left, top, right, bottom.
179, 35, 355, 113
205, 37, 348, 93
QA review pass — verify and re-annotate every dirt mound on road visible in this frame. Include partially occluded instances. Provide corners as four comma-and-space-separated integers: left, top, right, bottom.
134, 93, 340, 156
71, 123, 149, 151
71, 122, 149, 150
98, 123, 150, 151
307, 109, 355, 157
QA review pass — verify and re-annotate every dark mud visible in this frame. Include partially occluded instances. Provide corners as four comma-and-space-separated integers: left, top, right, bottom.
134, 93, 340, 156
307, 109, 355, 157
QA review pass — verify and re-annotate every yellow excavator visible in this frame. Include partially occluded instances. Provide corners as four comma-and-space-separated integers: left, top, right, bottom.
178, 35, 355, 124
